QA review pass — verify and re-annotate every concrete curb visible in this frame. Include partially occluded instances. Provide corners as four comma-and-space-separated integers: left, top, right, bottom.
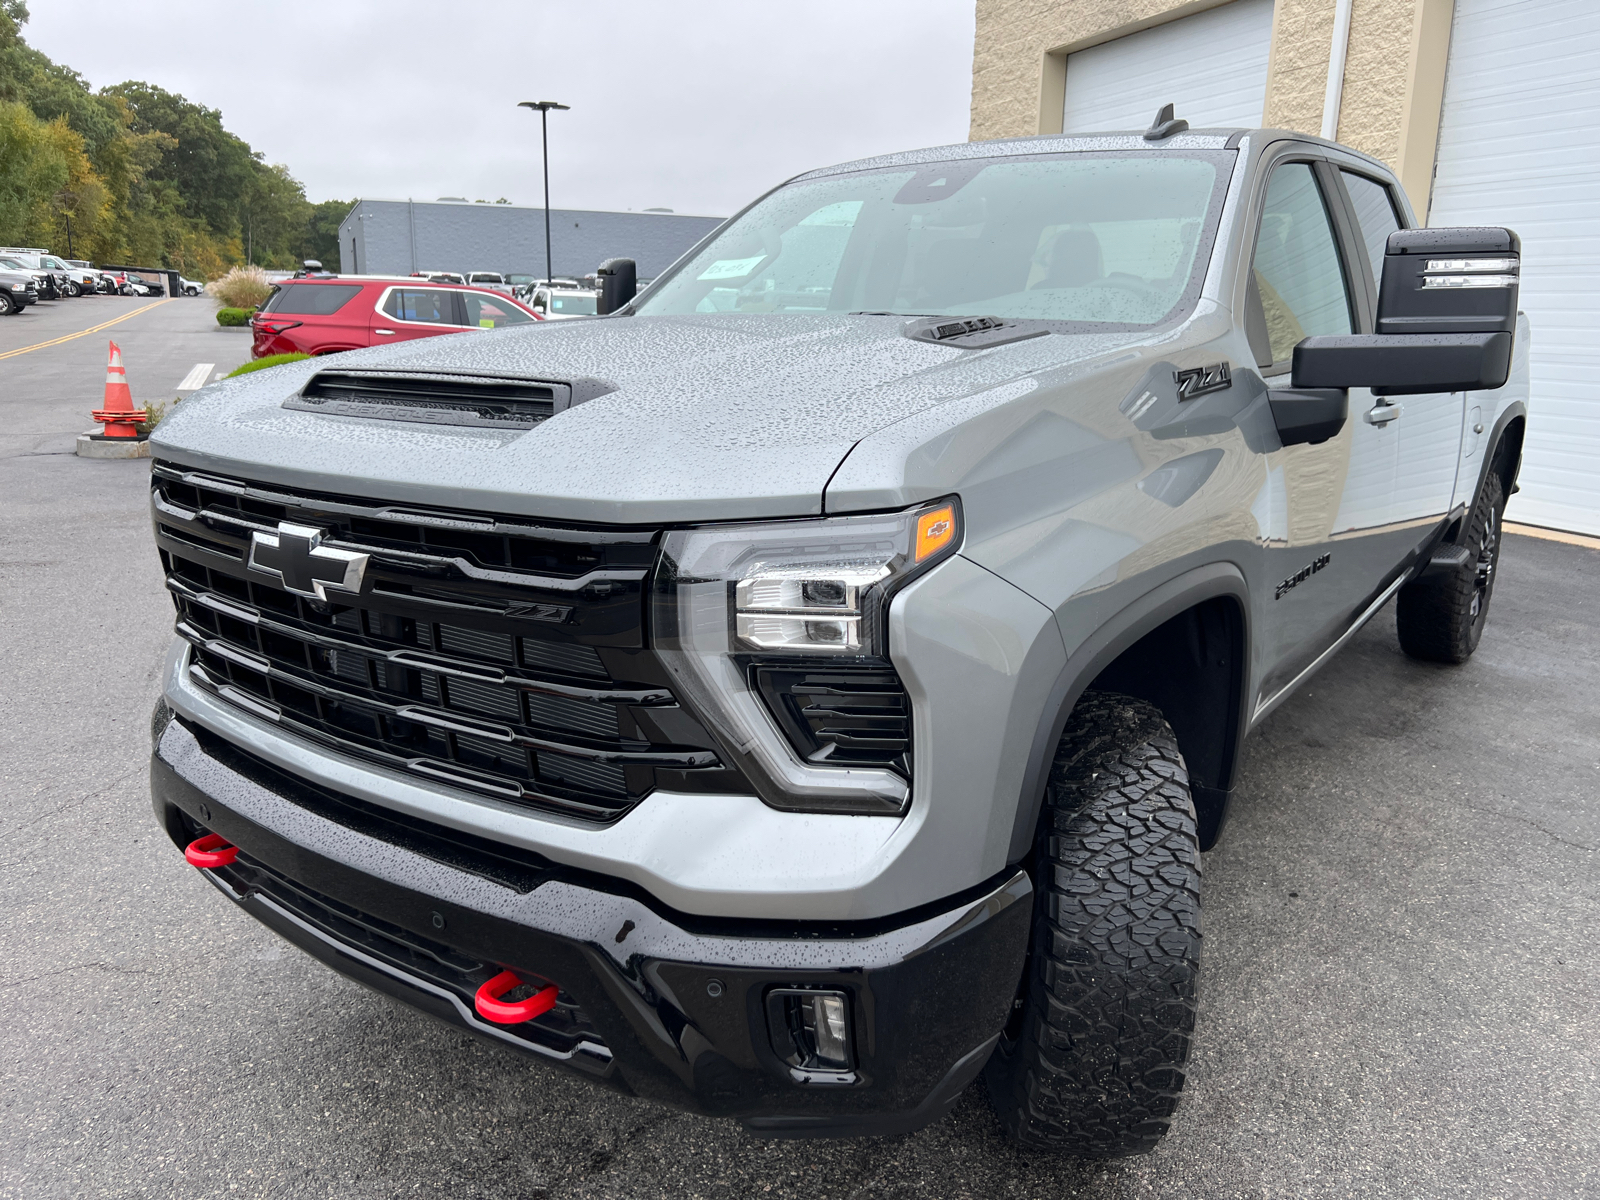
76, 432, 151, 459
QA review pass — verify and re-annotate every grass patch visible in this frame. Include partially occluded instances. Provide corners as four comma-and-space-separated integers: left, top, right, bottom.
227, 353, 314, 378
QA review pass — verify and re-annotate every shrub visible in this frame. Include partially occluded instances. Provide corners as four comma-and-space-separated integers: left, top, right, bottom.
206, 264, 273, 310
215, 307, 252, 326
138, 398, 176, 435
227, 352, 313, 378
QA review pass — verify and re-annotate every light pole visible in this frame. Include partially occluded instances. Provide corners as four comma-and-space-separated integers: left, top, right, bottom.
518, 100, 569, 286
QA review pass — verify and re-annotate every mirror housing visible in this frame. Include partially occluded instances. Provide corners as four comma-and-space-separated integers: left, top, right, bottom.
597, 257, 637, 315
1292, 227, 1519, 395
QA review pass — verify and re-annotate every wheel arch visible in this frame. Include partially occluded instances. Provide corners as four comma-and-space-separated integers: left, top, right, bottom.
1006, 563, 1252, 861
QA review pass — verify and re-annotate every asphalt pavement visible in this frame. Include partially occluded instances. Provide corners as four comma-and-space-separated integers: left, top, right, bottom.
1, 296, 1596, 1199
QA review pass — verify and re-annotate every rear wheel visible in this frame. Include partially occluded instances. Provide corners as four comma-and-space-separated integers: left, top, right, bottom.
985, 691, 1202, 1157
1397, 468, 1505, 663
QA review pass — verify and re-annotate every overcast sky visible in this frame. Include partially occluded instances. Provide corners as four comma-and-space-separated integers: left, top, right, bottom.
25, 0, 977, 217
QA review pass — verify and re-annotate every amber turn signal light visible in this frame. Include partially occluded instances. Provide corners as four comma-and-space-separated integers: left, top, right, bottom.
914, 504, 957, 563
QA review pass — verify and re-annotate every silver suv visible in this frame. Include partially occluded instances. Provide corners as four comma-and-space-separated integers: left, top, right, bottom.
147, 115, 1526, 1154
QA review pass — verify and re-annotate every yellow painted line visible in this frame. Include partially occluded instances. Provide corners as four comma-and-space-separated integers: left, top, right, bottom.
1504, 521, 1600, 551
0, 298, 174, 361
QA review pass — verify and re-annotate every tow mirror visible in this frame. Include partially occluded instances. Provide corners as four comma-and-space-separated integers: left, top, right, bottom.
1293, 227, 1518, 395
597, 257, 637, 315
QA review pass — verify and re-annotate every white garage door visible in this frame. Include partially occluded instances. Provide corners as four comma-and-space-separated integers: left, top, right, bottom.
1429, 0, 1600, 535
1062, 0, 1274, 135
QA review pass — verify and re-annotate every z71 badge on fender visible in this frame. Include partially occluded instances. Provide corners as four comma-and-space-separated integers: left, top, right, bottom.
1276, 553, 1331, 600
1174, 361, 1231, 400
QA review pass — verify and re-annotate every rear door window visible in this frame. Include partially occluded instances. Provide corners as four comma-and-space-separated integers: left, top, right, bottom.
462, 292, 535, 328
1250, 162, 1354, 368
381, 288, 462, 325
262, 283, 363, 315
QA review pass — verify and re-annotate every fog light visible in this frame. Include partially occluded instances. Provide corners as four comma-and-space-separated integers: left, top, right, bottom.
766, 988, 856, 1083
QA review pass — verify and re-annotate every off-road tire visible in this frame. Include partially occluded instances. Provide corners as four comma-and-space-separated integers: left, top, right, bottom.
1396, 468, 1505, 663
985, 691, 1202, 1157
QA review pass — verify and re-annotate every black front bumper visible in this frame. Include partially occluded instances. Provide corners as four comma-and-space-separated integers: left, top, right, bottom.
151, 708, 1030, 1136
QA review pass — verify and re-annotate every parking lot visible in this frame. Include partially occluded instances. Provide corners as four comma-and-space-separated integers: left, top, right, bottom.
1, 297, 1597, 1200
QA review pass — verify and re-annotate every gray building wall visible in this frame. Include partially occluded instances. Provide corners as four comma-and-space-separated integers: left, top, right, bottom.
339, 200, 723, 280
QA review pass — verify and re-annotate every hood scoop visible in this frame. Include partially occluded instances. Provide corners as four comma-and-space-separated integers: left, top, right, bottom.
283, 369, 616, 430
902, 315, 1050, 350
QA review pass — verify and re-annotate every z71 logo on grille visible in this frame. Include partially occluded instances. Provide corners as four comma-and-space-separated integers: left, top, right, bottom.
248, 522, 369, 601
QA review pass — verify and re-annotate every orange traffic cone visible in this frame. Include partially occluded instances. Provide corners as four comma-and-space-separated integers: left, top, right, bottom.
90, 340, 148, 438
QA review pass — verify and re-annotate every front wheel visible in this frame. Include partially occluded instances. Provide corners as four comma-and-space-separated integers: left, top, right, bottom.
64, 280, 81, 297
0, 293, 13, 316
985, 691, 1202, 1157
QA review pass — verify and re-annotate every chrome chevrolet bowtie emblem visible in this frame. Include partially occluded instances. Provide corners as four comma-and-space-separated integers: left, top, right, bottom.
247, 522, 369, 600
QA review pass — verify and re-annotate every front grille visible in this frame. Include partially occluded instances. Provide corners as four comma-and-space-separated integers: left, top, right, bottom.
153, 461, 735, 822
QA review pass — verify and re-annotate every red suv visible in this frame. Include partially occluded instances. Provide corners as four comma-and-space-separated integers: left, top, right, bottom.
249, 276, 542, 359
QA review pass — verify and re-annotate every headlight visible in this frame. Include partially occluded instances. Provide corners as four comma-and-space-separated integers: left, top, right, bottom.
652, 498, 960, 815
8, 283, 22, 291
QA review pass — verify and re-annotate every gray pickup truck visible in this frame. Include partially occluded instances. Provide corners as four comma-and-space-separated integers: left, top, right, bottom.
147, 110, 1527, 1156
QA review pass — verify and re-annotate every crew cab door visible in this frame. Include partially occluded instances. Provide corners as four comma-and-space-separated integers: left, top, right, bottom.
1248, 158, 1402, 702
1336, 169, 1467, 541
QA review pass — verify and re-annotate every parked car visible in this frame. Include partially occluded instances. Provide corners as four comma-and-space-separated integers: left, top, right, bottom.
466, 271, 514, 296
178, 276, 205, 296
525, 285, 598, 319
122, 274, 163, 296
0, 268, 39, 314
147, 117, 1527, 1155
0, 255, 55, 299
412, 270, 465, 285
248, 275, 542, 358
94, 272, 120, 294
62, 259, 103, 295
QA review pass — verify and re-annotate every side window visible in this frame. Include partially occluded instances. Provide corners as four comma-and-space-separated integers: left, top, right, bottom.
1250, 162, 1354, 369
1340, 171, 1403, 293
383, 288, 458, 324
462, 292, 534, 327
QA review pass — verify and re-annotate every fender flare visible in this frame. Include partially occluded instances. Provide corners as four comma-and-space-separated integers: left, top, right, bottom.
1472, 400, 1526, 518
1006, 562, 1252, 862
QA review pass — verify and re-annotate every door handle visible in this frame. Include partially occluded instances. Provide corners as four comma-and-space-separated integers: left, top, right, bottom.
1364, 402, 1402, 425
374, 327, 397, 335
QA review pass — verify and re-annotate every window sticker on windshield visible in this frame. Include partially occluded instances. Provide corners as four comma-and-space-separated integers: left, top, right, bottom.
480, 318, 495, 328
698, 255, 766, 280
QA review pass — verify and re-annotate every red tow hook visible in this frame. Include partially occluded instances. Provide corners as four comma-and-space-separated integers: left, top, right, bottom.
474, 970, 559, 1025
184, 833, 239, 868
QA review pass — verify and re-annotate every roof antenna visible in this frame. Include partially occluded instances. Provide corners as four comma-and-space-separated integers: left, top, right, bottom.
1144, 103, 1189, 141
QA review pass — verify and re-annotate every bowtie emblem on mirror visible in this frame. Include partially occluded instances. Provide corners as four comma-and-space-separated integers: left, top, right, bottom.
247, 521, 370, 600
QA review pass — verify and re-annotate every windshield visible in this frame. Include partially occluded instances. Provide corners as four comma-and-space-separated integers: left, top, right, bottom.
638, 153, 1229, 326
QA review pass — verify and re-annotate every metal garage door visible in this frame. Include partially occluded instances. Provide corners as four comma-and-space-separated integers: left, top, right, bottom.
1429, 0, 1600, 535
1062, 0, 1274, 134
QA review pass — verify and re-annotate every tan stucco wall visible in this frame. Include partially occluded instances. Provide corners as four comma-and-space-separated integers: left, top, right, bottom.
970, 0, 1456, 215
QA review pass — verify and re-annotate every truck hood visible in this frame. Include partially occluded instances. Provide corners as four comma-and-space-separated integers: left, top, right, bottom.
151, 313, 1141, 524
